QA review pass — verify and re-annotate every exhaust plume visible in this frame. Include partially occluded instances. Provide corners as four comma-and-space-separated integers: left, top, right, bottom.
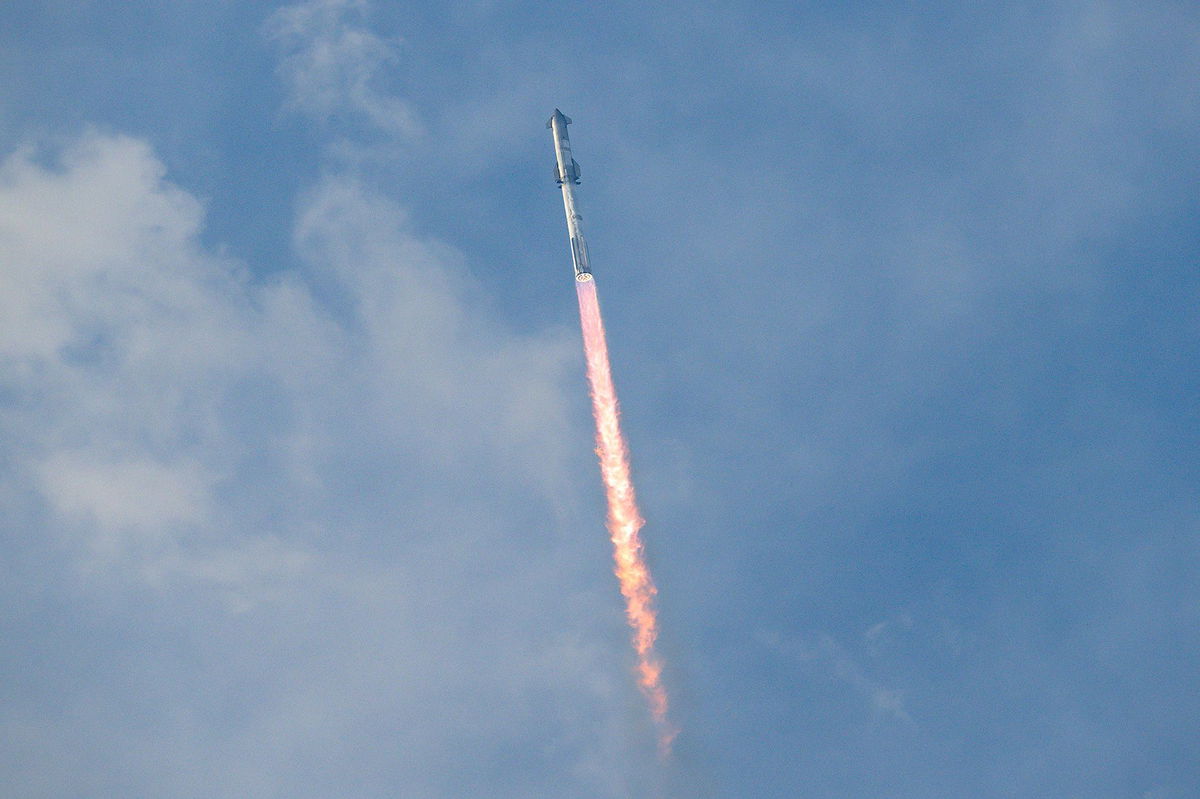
575, 277, 676, 755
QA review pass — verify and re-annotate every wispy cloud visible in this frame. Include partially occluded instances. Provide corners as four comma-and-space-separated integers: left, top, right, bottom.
0, 117, 659, 794
266, 0, 420, 137
757, 628, 914, 724
0, 0, 684, 786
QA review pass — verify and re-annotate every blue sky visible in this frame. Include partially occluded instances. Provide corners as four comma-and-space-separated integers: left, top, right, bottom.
1, 1, 1197, 796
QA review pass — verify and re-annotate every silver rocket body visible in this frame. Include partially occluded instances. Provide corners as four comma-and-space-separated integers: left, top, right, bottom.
547, 109, 593, 282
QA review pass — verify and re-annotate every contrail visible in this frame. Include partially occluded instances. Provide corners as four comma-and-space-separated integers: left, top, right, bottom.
576, 277, 675, 755
548, 109, 675, 754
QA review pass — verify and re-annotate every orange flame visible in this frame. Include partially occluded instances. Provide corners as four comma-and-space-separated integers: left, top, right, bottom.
576, 278, 676, 755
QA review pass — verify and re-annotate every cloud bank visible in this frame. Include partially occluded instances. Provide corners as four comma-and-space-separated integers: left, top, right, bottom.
0, 121, 662, 796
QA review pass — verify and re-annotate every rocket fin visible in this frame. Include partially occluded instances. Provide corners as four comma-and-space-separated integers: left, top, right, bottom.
547, 109, 573, 128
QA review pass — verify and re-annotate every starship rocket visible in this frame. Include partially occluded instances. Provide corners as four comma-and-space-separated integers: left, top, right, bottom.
548, 109, 593, 282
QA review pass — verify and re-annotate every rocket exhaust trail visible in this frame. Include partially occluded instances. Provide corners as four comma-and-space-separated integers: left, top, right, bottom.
549, 109, 674, 754
576, 277, 676, 755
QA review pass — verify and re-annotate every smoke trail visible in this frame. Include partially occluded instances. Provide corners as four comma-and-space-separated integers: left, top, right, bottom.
575, 277, 676, 755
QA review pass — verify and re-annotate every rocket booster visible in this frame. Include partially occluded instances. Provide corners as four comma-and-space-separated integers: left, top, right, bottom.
548, 109, 593, 282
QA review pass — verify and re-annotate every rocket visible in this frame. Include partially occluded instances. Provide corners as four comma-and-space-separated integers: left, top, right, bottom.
547, 109, 593, 282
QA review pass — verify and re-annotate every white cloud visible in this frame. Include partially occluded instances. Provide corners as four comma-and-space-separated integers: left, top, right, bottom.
37, 451, 210, 539
0, 0, 678, 791
266, 0, 420, 137
0, 134, 212, 361
0, 129, 662, 795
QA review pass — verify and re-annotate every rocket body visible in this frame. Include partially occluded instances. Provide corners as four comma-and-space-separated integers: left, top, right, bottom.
548, 109, 593, 282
